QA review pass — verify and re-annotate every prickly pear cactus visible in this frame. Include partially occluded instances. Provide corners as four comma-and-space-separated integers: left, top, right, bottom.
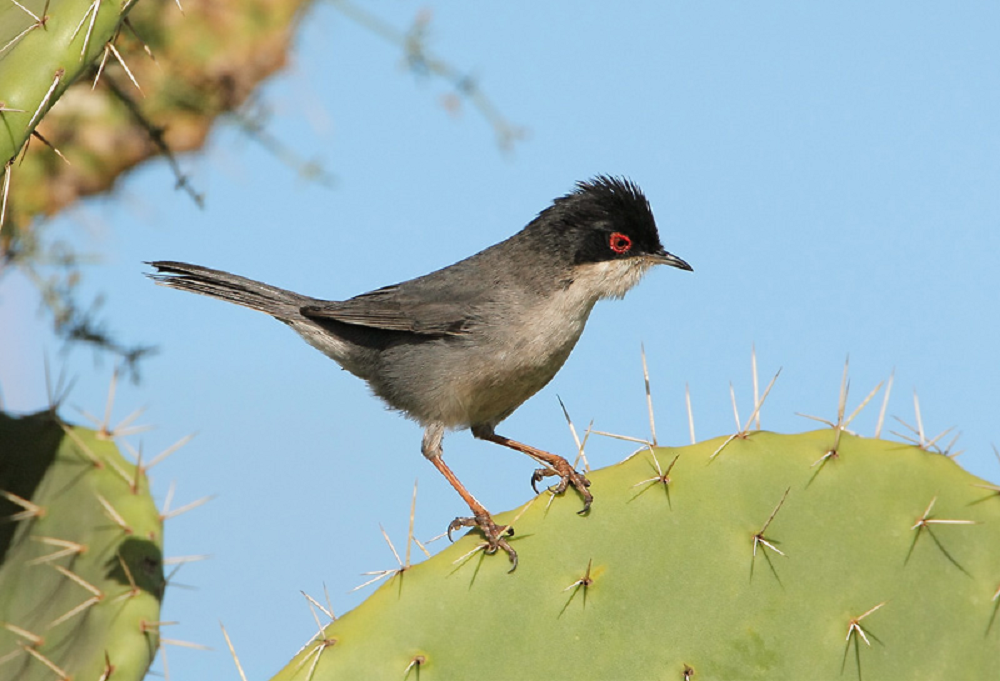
1, 0, 310, 234
270, 430, 1000, 679
0, 410, 164, 681
0, 0, 136, 167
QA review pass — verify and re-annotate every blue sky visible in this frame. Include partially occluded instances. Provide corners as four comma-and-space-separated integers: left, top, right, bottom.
2, 2, 998, 679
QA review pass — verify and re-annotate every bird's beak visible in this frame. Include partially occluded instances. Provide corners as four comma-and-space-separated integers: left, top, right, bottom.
648, 248, 693, 272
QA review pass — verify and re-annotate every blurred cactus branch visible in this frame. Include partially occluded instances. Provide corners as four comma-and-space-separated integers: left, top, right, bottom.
330, 0, 527, 150
4, 235, 156, 380
99, 72, 205, 209
228, 97, 338, 188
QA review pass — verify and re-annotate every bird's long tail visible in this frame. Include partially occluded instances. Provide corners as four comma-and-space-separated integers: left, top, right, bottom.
146, 261, 310, 318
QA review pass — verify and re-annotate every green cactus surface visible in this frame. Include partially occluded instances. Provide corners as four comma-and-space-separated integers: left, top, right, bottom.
270, 429, 1000, 680
0, 0, 136, 166
0, 411, 164, 681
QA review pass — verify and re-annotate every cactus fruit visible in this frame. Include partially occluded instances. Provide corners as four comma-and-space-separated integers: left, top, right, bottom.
0, 410, 164, 681
269, 429, 1000, 680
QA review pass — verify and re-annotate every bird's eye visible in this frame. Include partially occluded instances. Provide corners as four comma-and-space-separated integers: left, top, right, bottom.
609, 232, 632, 254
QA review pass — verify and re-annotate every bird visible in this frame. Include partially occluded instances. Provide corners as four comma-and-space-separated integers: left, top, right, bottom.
147, 176, 691, 569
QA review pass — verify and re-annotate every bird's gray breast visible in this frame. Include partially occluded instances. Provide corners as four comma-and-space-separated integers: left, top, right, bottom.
371, 277, 599, 429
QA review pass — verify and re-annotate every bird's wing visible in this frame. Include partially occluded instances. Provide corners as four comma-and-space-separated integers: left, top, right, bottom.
300, 284, 478, 336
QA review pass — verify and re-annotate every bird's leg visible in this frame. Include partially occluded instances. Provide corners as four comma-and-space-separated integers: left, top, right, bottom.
471, 425, 593, 514
421, 424, 517, 570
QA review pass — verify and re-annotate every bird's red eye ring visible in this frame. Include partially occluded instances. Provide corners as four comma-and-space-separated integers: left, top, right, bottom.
609, 232, 632, 254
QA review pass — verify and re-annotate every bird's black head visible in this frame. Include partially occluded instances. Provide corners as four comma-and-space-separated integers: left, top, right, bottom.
529, 176, 692, 273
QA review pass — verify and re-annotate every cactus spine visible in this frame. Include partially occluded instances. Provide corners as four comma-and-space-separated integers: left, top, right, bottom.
269, 429, 1000, 679
0, 410, 164, 681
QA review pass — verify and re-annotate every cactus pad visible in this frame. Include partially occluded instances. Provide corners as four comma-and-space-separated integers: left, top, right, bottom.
270, 429, 1000, 679
0, 411, 164, 681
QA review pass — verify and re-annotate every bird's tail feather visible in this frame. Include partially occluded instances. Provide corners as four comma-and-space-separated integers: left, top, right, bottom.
146, 261, 309, 318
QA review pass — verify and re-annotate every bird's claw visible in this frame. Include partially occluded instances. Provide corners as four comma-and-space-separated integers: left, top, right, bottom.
529, 469, 546, 495
446, 513, 517, 571
530, 464, 593, 514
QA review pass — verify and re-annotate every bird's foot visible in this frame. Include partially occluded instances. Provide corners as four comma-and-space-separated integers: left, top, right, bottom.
447, 512, 517, 571
531, 459, 593, 514
470, 429, 595, 515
